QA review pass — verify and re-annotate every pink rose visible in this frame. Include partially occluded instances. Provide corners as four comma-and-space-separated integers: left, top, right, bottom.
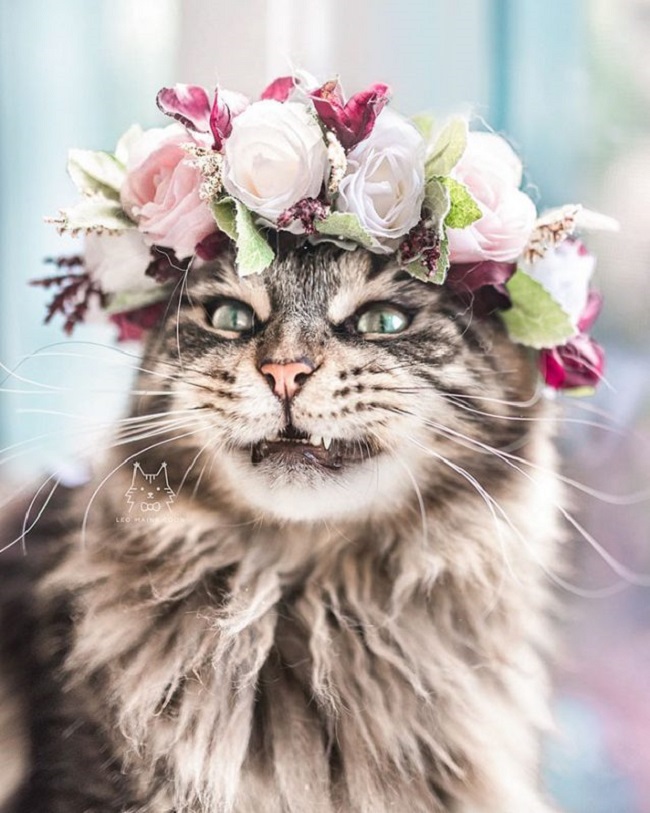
447, 132, 537, 263
121, 124, 216, 259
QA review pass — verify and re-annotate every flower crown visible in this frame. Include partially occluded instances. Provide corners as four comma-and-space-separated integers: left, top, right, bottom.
38, 72, 616, 393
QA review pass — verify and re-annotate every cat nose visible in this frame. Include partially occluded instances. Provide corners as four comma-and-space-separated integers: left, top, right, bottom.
260, 359, 315, 400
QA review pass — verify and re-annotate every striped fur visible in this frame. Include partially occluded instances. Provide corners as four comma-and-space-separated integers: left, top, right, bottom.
1, 246, 562, 811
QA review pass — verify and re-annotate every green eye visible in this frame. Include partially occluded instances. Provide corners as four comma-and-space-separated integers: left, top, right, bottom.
356, 305, 410, 335
209, 300, 255, 333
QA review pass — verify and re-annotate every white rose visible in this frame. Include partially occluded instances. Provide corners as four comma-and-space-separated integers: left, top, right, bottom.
522, 239, 595, 329
84, 230, 156, 293
335, 108, 425, 252
222, 100, 329, 223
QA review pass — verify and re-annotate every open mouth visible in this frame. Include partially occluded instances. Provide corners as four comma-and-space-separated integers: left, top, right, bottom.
250, 424, 378, 470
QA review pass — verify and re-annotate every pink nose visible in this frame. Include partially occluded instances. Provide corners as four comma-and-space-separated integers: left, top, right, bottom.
260, 360, 314, 400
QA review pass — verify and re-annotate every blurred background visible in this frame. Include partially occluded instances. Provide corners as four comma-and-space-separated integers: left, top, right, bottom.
1, 1, 649, 810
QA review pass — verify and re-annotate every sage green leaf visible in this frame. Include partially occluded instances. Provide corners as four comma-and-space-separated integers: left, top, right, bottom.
430, 237, 450, 285
403, 258, 431, 283
105, 286, 169, 315
67, 150, 125, 200
501, 269, 575, 349
315, 212, 375, 248
425, 117, 468, 178
411, 112, 436, 142
441, 177, 482, 229
423, 177, 451, 226
563, 386, 597, 398
402, 237, 449, 286
233, 201, 274, 276
211, 197, 238, 241
47, 196, 134, 234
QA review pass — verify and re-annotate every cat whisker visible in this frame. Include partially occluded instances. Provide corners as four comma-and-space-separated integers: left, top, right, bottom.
389, 408, 650, 591
80, 426, 208, 548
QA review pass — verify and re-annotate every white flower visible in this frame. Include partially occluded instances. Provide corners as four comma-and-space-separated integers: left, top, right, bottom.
335, 108, 425, 252
222, 100, 329, 223
523, 239, 595, 328
84, 230, 156, 293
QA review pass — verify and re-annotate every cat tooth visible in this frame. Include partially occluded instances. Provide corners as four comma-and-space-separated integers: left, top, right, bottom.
310, 434, 322, 447
323, 436, 332, 450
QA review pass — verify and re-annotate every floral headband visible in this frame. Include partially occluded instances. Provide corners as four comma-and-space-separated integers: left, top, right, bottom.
38, 72, 616, 393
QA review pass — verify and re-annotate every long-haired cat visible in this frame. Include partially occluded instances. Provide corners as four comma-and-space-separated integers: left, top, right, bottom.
0, 245, 562, 812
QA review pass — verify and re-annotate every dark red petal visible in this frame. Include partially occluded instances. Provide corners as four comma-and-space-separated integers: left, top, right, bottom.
577, 290, 603, 333
310, 80, 390, 149
209, 86, 233, 151
109, 301, 167, 342
447, 261, 517, 295
156, 84, 212, 132
260, 76, 297, 101
343, 83, 391, 145
195, 230, 229, 261
541, 336, 605, 390
540, 348, 567, 389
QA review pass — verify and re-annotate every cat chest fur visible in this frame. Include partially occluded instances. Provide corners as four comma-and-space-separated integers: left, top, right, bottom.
42, 463, 560, 813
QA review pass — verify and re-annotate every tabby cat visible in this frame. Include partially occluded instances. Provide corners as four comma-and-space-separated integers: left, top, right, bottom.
0, 245, 562, 812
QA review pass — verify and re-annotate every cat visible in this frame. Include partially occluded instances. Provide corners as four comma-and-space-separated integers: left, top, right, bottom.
0, 244, 563, 812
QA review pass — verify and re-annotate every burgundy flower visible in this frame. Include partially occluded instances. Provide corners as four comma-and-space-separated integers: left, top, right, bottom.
156, 84, 248, 151
310, 79, 391, 150
109, 301, 167, 343
195, 230, 230, 261
277, 198, 329, 234
446, 260, 517, 315
540, 334, 605, 390
578, 290, 603, 333
260, 76, 296, 102
156, 84, 212, 131
399, 222, 441, 274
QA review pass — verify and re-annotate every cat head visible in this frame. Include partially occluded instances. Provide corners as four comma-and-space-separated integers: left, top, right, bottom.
133, 245, 539, 523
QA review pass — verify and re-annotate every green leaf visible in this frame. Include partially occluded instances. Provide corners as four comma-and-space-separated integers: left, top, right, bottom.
403, 258, 431, 283
47, 196, 134, 234
315, 212, 375, 248
563, 386, 596, 398
211, 197, 238, 241
402, 237, 450, 286
105, 286, 169, 315
430, 237, 450, 285
441, 177, 482, 229
233, 201, 274, 276
67, 149, 125, 200
425, 117, 468, 179
423, 177, 451, 226
501, 269, 576, 349
411, 112, 436, 142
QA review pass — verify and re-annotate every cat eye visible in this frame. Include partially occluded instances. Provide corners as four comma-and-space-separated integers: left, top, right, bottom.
207, 300, 256, 335
355, 304, 411, 336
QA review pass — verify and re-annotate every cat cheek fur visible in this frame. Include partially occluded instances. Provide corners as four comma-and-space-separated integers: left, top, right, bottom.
1, 246, 563, 812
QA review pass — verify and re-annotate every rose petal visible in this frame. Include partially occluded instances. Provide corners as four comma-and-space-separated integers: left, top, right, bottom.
209, 86, 234, 151
156, 84, 212, 132
311, 80, 391, 149
540, 335, 605, 390
261, 76, 297, 101
578, 289, 603, 333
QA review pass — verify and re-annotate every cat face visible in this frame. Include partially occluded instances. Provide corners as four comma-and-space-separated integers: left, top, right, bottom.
137, 247, 537, 521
